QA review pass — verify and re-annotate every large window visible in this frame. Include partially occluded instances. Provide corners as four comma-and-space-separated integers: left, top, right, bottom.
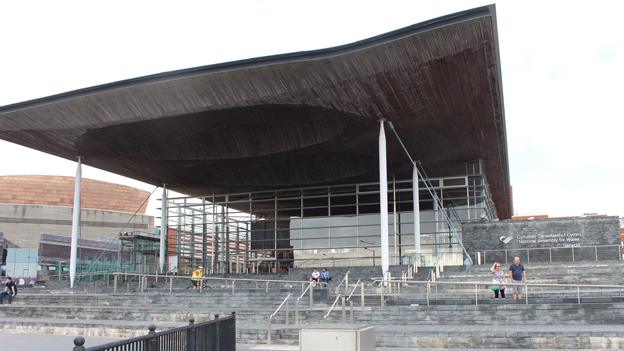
162, 167, 497, 270
4, 249, 38, 280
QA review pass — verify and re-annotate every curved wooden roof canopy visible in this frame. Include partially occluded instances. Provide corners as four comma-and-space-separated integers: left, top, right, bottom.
0, 5, 512, 218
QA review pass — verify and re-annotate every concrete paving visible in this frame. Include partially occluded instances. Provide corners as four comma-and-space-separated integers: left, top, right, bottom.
0, 332, 119, 351
238, 344, 299, 351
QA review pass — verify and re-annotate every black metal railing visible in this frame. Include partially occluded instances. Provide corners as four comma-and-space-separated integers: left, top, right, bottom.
71, 313, 235, 351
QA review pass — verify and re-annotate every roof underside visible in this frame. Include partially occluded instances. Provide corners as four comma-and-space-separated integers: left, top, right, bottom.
0, 5, 512, 218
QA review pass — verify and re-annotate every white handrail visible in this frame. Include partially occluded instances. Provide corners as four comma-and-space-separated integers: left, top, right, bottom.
371, 279, 624, 289
346, 279, 361, 302
323, 294, 342, 320
334, 271, 350, 294
297, 282, 313, 301
267, 293, 292, 344
270, 293, 292, 320
113, 272, 309, 285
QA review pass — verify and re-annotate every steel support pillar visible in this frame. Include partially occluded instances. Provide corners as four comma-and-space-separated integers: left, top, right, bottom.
160, 185, 168, 273
69, 157, 82, 289
378, 120, 389, 280
413, 165, 421, 265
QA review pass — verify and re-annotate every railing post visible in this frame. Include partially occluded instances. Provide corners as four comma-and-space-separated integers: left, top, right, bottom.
113, 274, 118, 293
214, 314, 221, 351
266, 281, 269, 293
474, 284, 478, 305
187, 317, 196, 351
345, 272, 349, 294
577, 286, 581, 304
380, 283, 384, 309
284, 298, 289, 325
309, 285, 314, 306
72, 336, 85, 351
426, 282, 430, 307
231, 280, 235, 295
549, 248, 552, 263
525, 283, 529, 305
295, 300, 299, 324
267, 317, 272, 345
146, 325, 158, 351
170, 277, 173, 295
341, 296, 346, 321
360, 282, 365, 307
595, 246, 599, 261
572, 247, 575, 262
349, 300, 354, 323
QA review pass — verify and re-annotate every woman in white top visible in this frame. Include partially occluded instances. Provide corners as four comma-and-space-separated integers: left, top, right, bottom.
490, 262, 507, 299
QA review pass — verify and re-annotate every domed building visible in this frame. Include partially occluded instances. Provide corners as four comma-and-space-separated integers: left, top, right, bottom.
0, 175, 153, 249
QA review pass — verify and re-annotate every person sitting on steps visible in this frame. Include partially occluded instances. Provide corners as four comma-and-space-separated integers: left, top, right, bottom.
0, 277, 17, 304
310, 268, 320, 286
320, 268, 331, 286
191, 266, 204, 289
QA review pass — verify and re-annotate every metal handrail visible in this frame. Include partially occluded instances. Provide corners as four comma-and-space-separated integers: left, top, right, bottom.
267, 293, 292, 344
346, 279, 361, 302
84, 314, 234, 351
370, 279, 624, 307
323, 294, 342, 320
334, 271, 350, 293
113, 272, 309, 285
269, 293, 292, 320
371, 279, 624, 289
297, 282, 313, 301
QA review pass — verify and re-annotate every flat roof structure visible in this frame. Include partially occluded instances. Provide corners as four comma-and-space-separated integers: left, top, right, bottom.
0, 5, 511, 218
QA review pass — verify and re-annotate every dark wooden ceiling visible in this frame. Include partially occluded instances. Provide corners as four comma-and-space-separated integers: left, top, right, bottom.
0, 5, 512, 218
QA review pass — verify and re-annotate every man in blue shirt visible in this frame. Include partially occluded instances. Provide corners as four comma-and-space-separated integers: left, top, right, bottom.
509, 256, 526, 300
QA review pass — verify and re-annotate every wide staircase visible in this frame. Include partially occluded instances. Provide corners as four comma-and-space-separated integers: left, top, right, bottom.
2, 261, 624, 349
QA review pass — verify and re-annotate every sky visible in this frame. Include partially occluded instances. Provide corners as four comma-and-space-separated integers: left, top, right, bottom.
0, 0, 622, 219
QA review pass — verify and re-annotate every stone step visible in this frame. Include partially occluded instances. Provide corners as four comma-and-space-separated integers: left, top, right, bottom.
236, 323, 624, 349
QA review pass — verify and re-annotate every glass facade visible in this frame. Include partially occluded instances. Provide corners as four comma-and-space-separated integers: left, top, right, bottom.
4, 249, 38, 280
162, 161, 497, 273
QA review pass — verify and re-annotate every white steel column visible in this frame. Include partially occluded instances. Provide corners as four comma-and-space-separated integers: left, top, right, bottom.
160, 185, 168, 273
378, 120, 389, 279
413, 165, 421, 265
69, 157, 82, 289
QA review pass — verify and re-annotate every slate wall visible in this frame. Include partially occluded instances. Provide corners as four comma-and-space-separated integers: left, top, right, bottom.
463, 216, 621, 264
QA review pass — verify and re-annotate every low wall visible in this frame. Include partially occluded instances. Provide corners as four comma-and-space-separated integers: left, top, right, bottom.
463, 216, 621, 264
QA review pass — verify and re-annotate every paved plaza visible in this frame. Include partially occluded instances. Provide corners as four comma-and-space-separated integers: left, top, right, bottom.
0, 332, 118, 351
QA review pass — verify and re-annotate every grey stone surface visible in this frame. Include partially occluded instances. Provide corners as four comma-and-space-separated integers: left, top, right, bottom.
463, 216, 621, 264
0, 332, 119, 351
